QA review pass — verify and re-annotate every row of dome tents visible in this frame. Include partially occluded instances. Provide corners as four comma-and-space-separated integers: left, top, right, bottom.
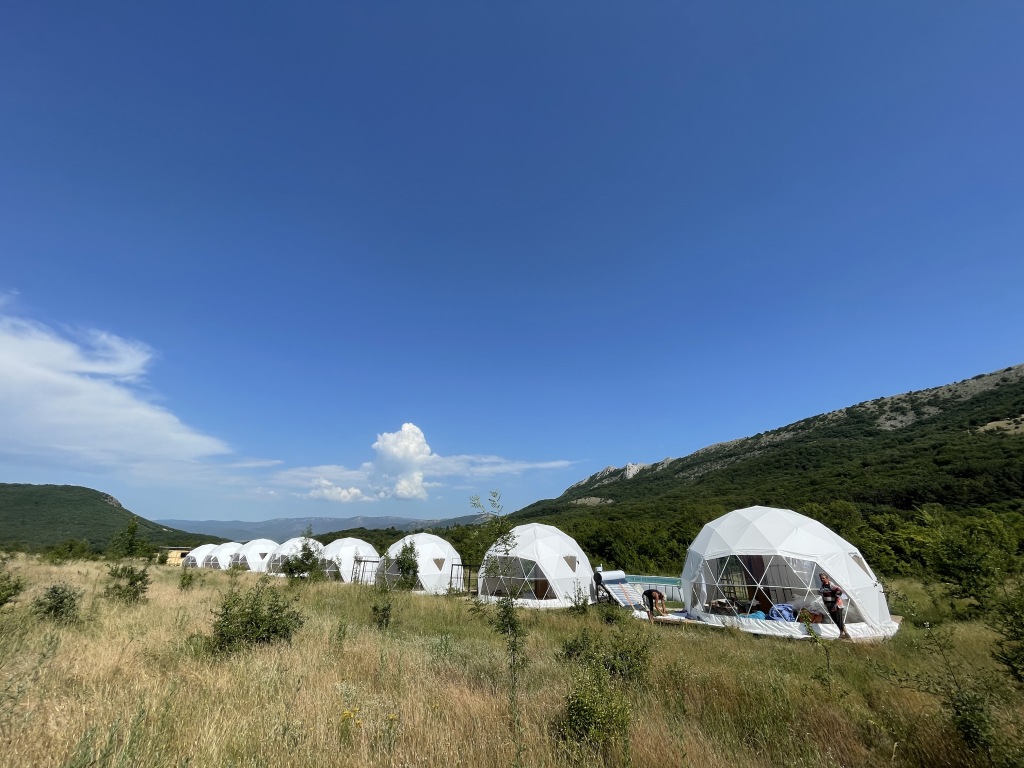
179, 526, 598, 603
178, 510, 897, 640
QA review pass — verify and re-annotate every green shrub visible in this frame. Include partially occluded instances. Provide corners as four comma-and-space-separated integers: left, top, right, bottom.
555, 663, 630, 749
178, 568, 200, 592
31, 583, 83, 624
210, 580, 305, 653
279, 539, 326, 581
102, 564, 151, 604
393, 541, 419, 591
560, 624, 652, 685
371, 595, 393, 631
0, 556, 25, 608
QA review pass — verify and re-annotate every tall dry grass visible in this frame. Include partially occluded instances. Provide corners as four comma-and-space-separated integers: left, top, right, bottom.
0, 557, 1020, 767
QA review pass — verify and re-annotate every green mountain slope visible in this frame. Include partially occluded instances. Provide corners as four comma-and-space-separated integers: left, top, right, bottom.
0, 483, 221, 551
513, 364, 1024, 577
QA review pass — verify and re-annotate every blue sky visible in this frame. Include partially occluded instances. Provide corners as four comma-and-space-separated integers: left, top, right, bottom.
2, 3, 1022, 523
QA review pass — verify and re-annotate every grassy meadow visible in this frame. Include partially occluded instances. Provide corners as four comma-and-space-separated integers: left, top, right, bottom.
1, 556, 1022, 768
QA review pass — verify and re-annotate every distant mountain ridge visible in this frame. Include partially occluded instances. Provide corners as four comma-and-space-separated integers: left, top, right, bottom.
155, 513, 484, 543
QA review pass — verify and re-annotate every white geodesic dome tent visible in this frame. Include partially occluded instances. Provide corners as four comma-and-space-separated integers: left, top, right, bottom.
378, 533, 461, 595
229, 539, 279, 572
202, 542, 242, 569
681, 506, 899, 640
266, 537, 325, 575
477, 523, 595, 609
182, 544, 216, 569
320, 537, 379, 582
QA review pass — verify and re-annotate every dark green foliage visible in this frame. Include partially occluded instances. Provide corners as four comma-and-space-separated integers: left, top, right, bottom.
106, 518, 155, 560
279, 537, 326, 581
0, 483, 220, 552
559, 624, 652, 685
555, 663, 631, 750
178, 568, 200, 592
371, 596, 393, 630
41, 539, 100, 564
395, 541, 419, 590
102, 564, 151, 604
31, 582, 83, 624
0, 556, 25, 608
991, 579, 1024, 685
210, 579, 305, 653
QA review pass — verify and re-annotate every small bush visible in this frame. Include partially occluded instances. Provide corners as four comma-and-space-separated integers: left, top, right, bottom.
279, 539, 326, 581
179, 568, 200, 592
210, 580, 305, 653
371, 596, 393, 631
560, 624, 653, 685
556, 663, 630, 749
102, 564, 151, 604
31, 583, 83, 624
0, 556, 26, 608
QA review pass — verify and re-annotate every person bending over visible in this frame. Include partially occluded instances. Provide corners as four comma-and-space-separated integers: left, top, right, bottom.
642, 588, 668, 622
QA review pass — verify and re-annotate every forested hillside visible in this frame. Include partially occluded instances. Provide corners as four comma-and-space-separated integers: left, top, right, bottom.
503, 364, 1024, 578
0, 484, 220, 552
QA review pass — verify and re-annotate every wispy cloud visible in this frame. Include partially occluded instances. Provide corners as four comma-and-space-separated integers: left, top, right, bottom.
0, 315, 231, 476
0, 311, 572, 506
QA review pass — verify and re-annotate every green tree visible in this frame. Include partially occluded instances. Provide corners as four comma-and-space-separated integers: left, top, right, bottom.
105, 518, 154, 560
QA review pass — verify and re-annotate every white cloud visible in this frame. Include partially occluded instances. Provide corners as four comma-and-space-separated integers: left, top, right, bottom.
0, 315, 231, 476
276, 422, 573, 504
305, 478, 367, 502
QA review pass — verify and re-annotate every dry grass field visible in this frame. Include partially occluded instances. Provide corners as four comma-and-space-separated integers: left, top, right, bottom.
1, 556, 1022, 767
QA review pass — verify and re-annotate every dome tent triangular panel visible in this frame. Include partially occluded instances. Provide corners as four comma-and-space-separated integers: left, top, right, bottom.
229, 539, 279, 572
182, 544, 216, 569
266, 537, 325, 575
681, 506, 898, 640
378, 533, 461, 595
319, 538, 379, 583
477, 523, 595, 609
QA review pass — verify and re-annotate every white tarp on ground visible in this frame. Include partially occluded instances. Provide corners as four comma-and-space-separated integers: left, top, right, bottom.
478, 523, 595, 609
681, 505, 899, 640
202, 542, 242, 569
229, 539, 279, 572
182, 544, 216, 569
320, 537, 379, 582
379, 533, 461, 595
266, 537, 325, 575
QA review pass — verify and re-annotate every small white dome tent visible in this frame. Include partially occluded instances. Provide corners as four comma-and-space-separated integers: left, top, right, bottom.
182, 544, 216, 569
202, 542, 243, 569
681, 505, 899, 640
320, 537, 379, 582
378, 533, 461, 595
477, 523, 595, 609
266, 537, 325, 575
229, 539, 279, 572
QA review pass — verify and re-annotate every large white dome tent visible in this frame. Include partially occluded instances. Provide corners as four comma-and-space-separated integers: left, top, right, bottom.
202, 542, 243, 569
477, 523, 595, 609
320, 537, 379, 582
229, 539, 279, 572
181, 544, 216, 569
681, 505, 899, 640
378, 533, 461, 595
266, 537, 325, 575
